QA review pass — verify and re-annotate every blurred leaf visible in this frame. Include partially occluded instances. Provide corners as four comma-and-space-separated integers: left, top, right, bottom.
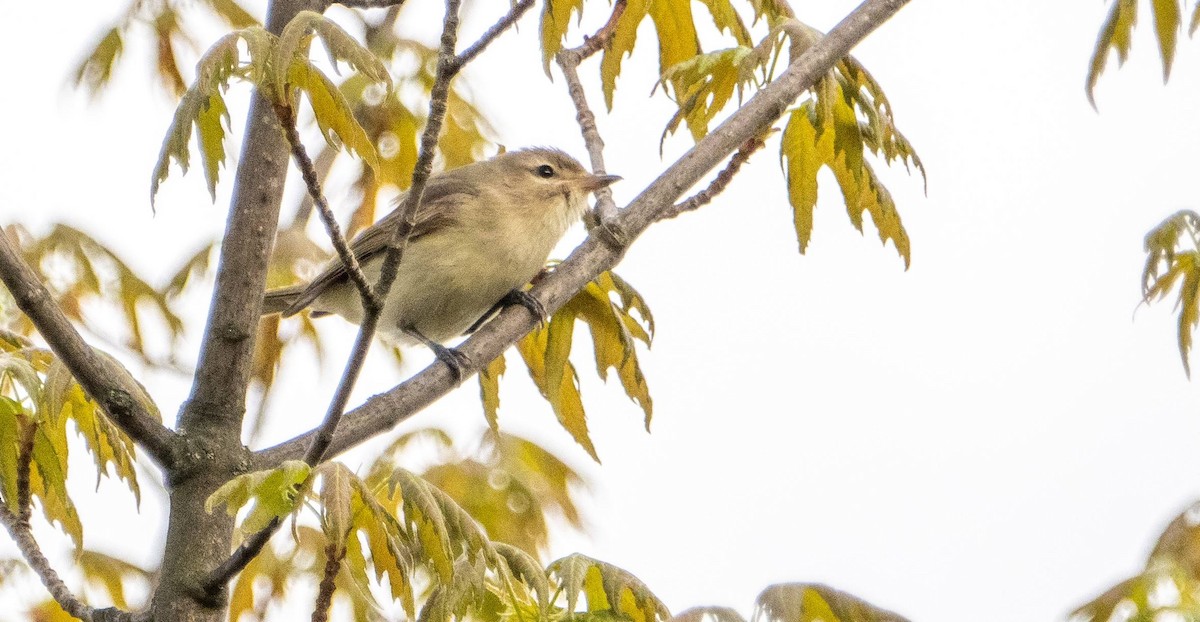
1141, 211, 1200, 376
670, 607, 747, 622
205, 460, 311, 539
13, 224, 186, 366
77, 549, 152, 610
205, 0, 259, 28
154, 9, 189, 98
73, 28, 124, 96
755, 584, 910, 622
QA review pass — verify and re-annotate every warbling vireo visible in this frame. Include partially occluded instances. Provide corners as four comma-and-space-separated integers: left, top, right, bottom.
262, 147, 620, 376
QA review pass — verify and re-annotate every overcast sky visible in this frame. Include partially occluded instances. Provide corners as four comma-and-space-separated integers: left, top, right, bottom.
3, 1, 1200, 621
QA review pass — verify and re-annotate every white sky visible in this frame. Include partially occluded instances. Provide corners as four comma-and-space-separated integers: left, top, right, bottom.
3, 1, 1200, 621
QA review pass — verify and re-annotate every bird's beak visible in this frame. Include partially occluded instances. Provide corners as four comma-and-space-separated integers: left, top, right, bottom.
582, 174, 622, 192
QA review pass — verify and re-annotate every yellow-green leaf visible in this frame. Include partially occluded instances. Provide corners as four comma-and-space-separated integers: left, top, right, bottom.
1151, 0, 1181, 80
205, 460, 310, 537
479, 353, 506, 434
540, 0, 586, 75
1087, 0, 1138, 107
600, 0, 651, 110
287, 60, 381, 171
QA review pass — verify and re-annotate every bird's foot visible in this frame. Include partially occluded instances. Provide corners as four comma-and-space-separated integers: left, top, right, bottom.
404, 327, 471, 382
499, 288, 547, 324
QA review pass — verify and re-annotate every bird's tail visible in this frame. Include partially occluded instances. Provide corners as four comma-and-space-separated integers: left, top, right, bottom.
262, 285, 304, 316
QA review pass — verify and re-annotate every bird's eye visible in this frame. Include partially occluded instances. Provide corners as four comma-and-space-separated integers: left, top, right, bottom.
536, 164, 555, 178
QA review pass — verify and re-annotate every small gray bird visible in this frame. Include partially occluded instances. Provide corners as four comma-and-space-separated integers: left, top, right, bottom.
262, 147, 620, 376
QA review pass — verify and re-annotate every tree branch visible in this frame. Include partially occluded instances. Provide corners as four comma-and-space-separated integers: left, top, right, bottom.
0, 231, 177, 468
0, 504, 140, 622
255, 0, 912, 466
662, 135, 768, 219
556, 1, 627, 225
205, 0, 467, 592
275, 102, 379, 311
455, 0, 536, 68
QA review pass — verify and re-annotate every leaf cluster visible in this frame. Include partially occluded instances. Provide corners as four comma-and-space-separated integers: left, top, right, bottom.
779, 48, 923, 267
1140, 210, 1200, 375
205, 437, 660, 622
0, 333, 149, 551
1087, 0, 1200, 106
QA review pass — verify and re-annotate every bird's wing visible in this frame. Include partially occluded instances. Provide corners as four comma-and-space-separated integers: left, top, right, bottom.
281, 175, 477, 316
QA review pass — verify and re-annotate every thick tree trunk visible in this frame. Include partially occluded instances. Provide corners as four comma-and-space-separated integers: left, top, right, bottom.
150, 1, 319, 619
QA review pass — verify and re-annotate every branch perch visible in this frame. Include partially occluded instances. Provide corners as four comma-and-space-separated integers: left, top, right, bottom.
256, 0, 912, 467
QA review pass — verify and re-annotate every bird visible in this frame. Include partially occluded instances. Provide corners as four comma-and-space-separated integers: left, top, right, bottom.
262, 147, 620, 378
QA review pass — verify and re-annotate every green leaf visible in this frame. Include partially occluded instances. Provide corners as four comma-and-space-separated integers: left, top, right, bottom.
150, 32, 247, 205
30, 422, 83, 549
44, 358, 142, 504
205, 460, 311, 538
316, 463, 415, 615
648, 0, 701, 80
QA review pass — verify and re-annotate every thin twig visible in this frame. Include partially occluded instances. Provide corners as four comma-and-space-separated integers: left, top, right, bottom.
311, 543, 345, 622
662, 135, 768, 219
254, 0, 913, 466
572, 0, 627, 61
0, 505, 101, 622
455, 0, 536, 68
274, 103, 379, 312
204, 0, 466, 594
15, 421, 34, 522
0, 231, 177, 468
555, 0, 627, 226
374, 0, 462, 305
